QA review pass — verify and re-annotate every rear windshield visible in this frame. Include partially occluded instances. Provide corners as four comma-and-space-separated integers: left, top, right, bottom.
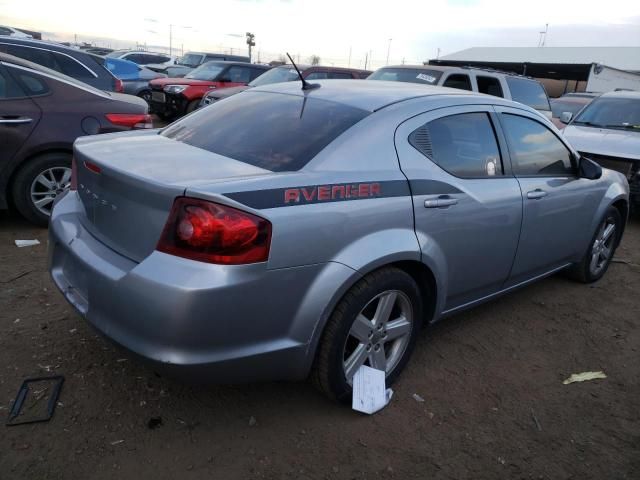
506, 77, 550, 111
368, 67, 443, 85
161, 91, 369, 171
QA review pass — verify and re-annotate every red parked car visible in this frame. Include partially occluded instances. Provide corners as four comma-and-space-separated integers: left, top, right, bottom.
149, 61, 271, 119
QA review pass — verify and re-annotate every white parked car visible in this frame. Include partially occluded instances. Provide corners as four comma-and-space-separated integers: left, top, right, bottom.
0, 25, 32, 39
106, 50, 175, 69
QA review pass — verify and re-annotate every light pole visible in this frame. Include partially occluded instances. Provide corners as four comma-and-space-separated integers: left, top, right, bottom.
386, 38, 392, 65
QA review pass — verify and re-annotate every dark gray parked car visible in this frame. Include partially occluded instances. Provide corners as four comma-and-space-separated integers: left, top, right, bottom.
122, 66, 167, 103
49, 80, 629, 401
0, 53, 150, 225
0, 37, 123, 92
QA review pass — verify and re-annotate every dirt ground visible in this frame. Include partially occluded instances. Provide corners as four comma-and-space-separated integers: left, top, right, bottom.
0, 210, 638, 480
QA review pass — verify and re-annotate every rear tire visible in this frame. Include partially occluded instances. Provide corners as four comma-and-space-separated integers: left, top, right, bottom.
567, 206, 622, 283
11, 152, 72, 227
312, 267, 423, 402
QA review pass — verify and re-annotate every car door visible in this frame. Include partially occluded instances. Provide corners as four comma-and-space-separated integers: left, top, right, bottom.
0, 64, 41, 169
494, 106, 599, 285
395, 105, 523, 312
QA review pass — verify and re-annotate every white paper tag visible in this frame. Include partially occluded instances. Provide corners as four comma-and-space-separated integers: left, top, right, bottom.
352, 365, 393, 414
15, 239, 40, 247
416, 73, 437, 83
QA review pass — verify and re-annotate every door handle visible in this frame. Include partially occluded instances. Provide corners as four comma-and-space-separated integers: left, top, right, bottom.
527, 189, 548, 200
424, 195, 458, 208
0, 117, 33, 124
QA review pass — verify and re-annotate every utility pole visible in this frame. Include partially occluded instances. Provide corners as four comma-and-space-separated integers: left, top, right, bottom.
538, 23, 549, 47
246, 32, 255, 62
436, 47, 441, 59
364, 51, 369, 70
348, 46, 352, 67
169, 24, 173, 56
386, 38, 392, 65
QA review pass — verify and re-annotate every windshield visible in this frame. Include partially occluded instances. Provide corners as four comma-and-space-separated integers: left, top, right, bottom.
185, 62, 226, 81
177, 53, 203, 67
106, 50, 129, 58
249, 66, 299, 87
368, 67, 443, 85
550, 99, 590, 117
573, 97, 640, 129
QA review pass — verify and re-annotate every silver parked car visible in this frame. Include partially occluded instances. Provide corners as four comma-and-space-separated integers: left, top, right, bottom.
561, 90, 640, 212
48, 80, 629, 401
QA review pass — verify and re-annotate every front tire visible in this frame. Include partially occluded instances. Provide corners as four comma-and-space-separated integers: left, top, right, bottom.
568, 206, 622, 283
12, 153, 72, 227
312, 267, 424, 402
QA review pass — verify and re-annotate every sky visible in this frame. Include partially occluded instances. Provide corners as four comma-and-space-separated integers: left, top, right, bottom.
1, 0, 639, 69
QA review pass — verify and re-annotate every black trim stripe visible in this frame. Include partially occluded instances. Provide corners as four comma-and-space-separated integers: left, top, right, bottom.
224, 179, 461, 210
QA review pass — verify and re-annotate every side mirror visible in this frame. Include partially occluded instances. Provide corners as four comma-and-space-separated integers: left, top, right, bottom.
578, 156, 602, 180
560, 111, 573, 124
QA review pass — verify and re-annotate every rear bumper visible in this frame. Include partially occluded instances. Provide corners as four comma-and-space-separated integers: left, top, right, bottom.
48, 192, 356, 383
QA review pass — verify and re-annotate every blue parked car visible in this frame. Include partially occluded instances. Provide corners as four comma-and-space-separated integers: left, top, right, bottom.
105, 57, 167, 103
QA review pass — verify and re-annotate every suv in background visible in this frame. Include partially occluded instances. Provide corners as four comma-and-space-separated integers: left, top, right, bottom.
368, 65, 552, 119
0, 37, 122, 92
156, 51, 251, 77
149, 61, 271, 118
107, 50, 175, 69
200, 64, 372, 107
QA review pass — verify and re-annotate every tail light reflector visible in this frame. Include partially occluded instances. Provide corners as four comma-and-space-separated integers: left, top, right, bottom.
114, 78, 124, 93
105, 113, 153, 129
157, 197, 271, 265
70, 157, 77, 190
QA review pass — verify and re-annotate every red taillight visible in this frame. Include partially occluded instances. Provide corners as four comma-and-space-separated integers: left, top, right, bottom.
83, 160, 102, 174
157, 197, 271, 265
70, 157, 77, 190
114, 78, 124, 93
105, 113, 153, 130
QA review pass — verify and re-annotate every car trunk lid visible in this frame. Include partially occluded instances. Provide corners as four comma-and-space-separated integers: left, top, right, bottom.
73, 131, 270, 262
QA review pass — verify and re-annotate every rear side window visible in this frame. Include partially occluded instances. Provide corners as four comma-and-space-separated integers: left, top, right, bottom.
500, 114, 574, 176
0, 67, 26, 98
51, 52, 94, 80
15, 71, 49, 95
506, 77, 550, 111
162, 92, 369, 171
442, 74, 472, 91
477, 76, 503, 97
410, 112, 503, 178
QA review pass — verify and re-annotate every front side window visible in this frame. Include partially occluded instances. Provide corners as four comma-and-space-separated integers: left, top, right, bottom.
501, 114, 574, 176
367, 67, 444, 85
225, 66, 252, 83
410, 112, 503, 178
305, 71, 329, 80
442, 74, 472, 91
477, 76, 503, 97
506, 77, 550, 111
162, 91, 369, 172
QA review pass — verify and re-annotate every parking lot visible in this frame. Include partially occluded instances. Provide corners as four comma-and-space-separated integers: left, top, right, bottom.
1, 209, 638, 479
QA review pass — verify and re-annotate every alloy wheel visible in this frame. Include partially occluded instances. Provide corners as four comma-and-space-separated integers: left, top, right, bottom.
589, 217, 616, 276
342, 290, 413, 384
30, 166, 72, 216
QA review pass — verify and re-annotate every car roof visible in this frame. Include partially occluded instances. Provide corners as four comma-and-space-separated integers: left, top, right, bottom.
250, 79, 478, 112
0, 37, 85, 54
199, 60, 268, 68
599, 90, 640, 99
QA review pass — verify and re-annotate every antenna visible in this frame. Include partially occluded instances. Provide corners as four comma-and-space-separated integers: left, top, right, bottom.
286, 52, 320, 91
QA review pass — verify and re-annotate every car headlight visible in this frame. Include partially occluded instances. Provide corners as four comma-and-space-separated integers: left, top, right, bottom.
163, 85, 187, 94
